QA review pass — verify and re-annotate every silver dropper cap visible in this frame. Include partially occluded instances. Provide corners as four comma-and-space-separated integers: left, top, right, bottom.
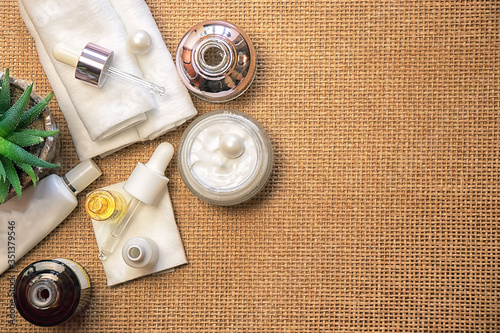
75, 42, 114, 88
52, 42, 165, 95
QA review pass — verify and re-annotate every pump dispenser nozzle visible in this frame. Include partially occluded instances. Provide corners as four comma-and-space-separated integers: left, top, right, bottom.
98, 143, 174, 260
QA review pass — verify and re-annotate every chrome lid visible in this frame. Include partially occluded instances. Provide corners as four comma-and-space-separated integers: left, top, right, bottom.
76, 42, 114, 88
175, 20, 257, 102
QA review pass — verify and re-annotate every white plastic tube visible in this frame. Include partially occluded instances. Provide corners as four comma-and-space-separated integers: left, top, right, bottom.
0, 160, 101, 275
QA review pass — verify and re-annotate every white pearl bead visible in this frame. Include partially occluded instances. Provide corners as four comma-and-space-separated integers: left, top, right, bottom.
219, 133, 245, 159
127, 30, 152, 55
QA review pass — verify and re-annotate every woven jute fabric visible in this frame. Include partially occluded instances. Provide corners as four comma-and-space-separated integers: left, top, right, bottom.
0, 0, 499, 331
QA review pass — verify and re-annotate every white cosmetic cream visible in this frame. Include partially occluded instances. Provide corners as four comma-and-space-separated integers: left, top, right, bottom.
178, 109, 273, 205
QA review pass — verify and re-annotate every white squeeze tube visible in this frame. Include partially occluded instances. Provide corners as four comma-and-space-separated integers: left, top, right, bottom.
0, 160, 102, 275
98, 142, 174, 260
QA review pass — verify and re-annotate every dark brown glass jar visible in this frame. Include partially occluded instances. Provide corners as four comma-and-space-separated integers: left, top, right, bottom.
14, 259, 91, 327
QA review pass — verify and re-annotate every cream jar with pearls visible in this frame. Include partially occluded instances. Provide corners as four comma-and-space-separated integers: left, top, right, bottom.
178, 109, 273, 206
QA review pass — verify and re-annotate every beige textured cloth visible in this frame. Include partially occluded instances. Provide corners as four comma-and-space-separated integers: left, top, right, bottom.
0, 0, 498, 331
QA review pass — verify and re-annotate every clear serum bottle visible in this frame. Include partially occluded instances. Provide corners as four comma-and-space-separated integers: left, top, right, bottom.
14, 259, 91, 327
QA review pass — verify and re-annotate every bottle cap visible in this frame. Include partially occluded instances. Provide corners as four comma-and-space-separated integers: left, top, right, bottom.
63, 159, 102, 195
53, 42, 114, 88
122, 237, 159, 268
123, 142, 174, 205
175, 20, 256, 102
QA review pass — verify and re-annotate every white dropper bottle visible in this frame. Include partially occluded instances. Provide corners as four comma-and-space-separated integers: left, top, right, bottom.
98, 142, 174, 260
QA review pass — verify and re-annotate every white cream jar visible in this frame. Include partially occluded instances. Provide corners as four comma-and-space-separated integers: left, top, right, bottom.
178, 109, 273, 205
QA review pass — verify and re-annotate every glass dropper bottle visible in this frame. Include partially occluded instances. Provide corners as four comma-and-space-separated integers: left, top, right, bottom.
85, 189, 127, 223
97, 142, 174, 260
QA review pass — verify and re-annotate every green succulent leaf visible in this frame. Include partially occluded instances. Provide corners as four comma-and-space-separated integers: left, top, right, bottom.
16, 128, 59, 138
0, 136, 58, 168
8, 129, 59, 147
0, 156, 21, 198
14, 161, 37, 187
0, 158, 5, 181
0, 82, 33, 137
7, 132, 44, 147
0, 176, 9, 203
0, 69, 10, 115
18, 91, 54, 129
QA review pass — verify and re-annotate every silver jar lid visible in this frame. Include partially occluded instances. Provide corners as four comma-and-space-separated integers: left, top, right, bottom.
175, 20, 257, 102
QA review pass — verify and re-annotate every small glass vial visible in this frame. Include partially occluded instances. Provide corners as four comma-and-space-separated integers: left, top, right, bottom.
85, 189, 127, 222
14, 259, 91, 327
178, 109, 273, 205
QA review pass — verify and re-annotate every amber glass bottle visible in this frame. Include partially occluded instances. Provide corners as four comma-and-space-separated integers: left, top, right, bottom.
14, 259, 91, 326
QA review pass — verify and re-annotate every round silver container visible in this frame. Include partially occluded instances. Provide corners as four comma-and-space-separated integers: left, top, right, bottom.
175, 20, 257, 102
178, 110, 273, 205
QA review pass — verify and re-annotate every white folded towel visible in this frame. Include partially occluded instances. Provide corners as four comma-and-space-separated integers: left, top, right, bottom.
91, 182, 188, 286
18, 0, 197, 159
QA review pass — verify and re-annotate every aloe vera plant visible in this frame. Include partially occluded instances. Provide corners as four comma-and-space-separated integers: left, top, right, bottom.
0, 69, 59, 203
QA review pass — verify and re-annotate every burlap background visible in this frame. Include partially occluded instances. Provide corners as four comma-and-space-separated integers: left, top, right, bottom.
0, 0, 498, 331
